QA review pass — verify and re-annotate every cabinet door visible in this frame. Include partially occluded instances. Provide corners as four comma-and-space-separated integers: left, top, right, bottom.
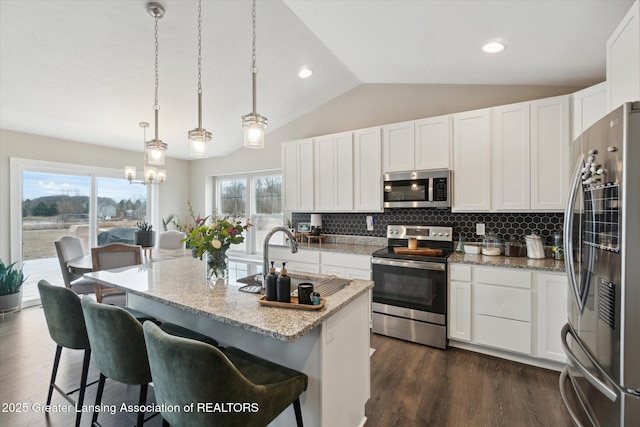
492, 102, 530, 211
282, 141, 300, 211
353, 127, 382, 212
537, 273, 568, 363
606, 0, 640, 111
414, 115, 451, 170
449, 280, 471, 341
571, 82, 607, 141
452, 109, 491, 211
298, 139, 315, 211
530, 95, 569, 211
314, 135, 335, 211
334, 132, 354, 211
382, 121, 415, 172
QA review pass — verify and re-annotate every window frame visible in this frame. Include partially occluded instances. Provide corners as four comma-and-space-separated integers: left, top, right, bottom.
214, 170, 282, 257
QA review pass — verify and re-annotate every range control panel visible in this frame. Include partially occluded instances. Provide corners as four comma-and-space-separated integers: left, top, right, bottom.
386, 225, 453, 242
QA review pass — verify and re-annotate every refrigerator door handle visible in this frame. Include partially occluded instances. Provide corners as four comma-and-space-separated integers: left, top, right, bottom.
561, 323, 618, 402
564, 154, 585, 312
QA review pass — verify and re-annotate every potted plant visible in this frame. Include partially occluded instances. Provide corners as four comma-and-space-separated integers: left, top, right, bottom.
0, 259, 26, 314
135, 221, 156, 247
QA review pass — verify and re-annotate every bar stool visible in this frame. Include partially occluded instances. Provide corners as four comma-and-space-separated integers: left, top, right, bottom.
80, 297, 220, 426
37, 280, 96, 427
143, 321, 308, 427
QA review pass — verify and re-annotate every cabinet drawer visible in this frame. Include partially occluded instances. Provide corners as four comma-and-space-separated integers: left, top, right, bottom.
449, 264, 471, 282
287, 262, 320, 275
475, 284, 531, 322
474, 314, 532, 355
321, 252, 371, 270
474, 267, 531, 289
270, 247, 320, 264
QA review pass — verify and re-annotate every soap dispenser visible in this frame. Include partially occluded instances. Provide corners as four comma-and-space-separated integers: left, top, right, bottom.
276, 262, 291, 303
265, 261, 278, 301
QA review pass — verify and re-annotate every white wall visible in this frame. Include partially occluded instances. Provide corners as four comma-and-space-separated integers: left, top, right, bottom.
0, 129, 190, 262
188, 82, 586, 213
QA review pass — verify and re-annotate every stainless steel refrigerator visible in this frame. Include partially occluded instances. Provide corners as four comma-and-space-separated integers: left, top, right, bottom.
560, 101, 640, 426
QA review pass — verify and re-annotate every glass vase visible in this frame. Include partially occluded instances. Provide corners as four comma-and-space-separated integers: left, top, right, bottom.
205, 250, 228, 289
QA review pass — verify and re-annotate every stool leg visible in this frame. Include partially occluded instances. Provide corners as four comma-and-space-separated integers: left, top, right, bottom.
293, 398, 303, 427
136, 384, 148, 427
92, 374, 106, 425
46, 345, 63, 406
162, 419, 170, 427
74, 349, 91, 427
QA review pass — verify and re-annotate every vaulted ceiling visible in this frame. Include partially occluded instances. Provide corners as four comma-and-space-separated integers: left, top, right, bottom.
0, 0, 634, 159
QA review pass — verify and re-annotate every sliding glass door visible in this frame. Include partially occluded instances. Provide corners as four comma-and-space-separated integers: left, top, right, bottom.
13, 160, 148, 305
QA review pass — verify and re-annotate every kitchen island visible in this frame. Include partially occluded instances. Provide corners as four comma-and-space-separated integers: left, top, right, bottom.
84, 256, 372, 427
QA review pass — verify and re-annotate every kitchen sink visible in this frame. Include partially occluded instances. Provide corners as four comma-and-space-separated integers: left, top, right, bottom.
236, 274, 317, 288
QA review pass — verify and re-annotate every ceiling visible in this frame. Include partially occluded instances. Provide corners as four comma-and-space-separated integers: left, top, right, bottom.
0, 0, 635, 159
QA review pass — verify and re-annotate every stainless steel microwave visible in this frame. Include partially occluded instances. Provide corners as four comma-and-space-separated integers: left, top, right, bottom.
383, 170, 451, 208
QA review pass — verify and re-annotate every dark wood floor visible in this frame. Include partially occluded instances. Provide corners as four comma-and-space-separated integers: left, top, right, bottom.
1, 307, 574, 427
365, 333, 574, 427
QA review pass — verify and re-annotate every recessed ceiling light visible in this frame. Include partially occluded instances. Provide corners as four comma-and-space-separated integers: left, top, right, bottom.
482, 41, 506, 54
298, 67, 313, 79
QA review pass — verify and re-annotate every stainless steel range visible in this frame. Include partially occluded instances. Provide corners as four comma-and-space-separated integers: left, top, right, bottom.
371, 224, 453, 349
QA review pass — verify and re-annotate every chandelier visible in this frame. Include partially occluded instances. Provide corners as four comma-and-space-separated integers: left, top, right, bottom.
187, 0, 211, 158
125, 2, 167, 185
241, 0, 267, 149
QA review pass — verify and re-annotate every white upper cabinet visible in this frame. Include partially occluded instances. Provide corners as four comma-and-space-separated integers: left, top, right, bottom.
452, 108, 492, 212
530, 95, 570, 211
414, 115, 452, 170
492, 102, 531, 211
353, 127, 383, 212
282, 138, 314, 212
313, 132, 354, 212
571, 82, 607, 141
606, 0, 640, 112
382, 121, 415, 173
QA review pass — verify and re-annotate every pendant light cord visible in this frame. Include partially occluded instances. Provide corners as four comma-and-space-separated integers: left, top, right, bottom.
153, 12, 160, 142
197, 0, 203, 95
251, 0, 257, 72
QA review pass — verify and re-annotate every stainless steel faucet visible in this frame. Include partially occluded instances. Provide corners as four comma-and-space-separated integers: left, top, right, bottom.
263, 226, 298, 282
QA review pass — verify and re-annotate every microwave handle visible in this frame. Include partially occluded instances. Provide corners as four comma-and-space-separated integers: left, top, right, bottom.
428, 178, 433, 202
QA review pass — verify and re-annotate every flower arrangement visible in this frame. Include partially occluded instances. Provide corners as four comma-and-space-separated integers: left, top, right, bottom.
178, 202, 251, 285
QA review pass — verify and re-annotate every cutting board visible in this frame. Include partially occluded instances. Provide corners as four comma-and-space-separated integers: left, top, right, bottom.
393, 247, 443, 256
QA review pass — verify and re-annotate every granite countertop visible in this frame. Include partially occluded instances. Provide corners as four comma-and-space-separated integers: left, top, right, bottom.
84, 257, 373, 342
448, 252, 566, 272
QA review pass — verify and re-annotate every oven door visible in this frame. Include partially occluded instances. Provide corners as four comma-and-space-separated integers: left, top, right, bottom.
371, 257, 446, 325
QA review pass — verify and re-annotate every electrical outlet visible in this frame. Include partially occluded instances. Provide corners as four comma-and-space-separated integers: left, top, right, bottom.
366, 216, 374, 231
476, 223, 486, 236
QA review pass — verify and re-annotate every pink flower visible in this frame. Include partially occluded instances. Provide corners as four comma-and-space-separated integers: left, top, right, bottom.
227, 227, 239, 237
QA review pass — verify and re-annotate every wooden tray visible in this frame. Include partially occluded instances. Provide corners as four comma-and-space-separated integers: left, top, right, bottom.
258, 296, 325, 310
393, 247, 443, 256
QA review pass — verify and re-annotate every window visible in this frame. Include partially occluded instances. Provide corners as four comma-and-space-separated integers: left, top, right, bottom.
216, 172, 283, 256
10, 158, 150, 305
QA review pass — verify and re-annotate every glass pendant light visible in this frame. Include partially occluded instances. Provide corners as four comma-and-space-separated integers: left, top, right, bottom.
188, 0, 211, 158
145, 2, 168, 165
241, 0, 267, 149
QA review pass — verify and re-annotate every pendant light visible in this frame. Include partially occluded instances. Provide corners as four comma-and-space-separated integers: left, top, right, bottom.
241, 0, 267, 149
124, 2, 167, 185
188, 0, 211, 158
145, 2, 168, 165
126, 122, 166, 185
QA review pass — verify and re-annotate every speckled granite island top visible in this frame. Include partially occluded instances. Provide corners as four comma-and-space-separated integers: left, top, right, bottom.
448, 252, 566, 272
84, 257, 373, 342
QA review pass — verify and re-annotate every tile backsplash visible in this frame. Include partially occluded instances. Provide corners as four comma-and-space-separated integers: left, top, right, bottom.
292, 209, 564, 244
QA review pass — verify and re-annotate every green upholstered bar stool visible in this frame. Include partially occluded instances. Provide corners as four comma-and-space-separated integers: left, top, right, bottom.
37, 280, 95, 427
143, 321, 308, 427
81, 296, 156, 427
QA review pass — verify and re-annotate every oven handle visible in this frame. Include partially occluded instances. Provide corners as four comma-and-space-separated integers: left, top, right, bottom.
371, 257, 445, 271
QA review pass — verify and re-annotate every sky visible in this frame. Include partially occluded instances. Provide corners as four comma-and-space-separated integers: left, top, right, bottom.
22, 171, 147, 202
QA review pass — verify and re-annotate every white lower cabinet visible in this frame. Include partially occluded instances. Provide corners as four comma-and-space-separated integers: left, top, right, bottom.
268, 247, 371, 280
448, 264, 568, 365
537, 273, 568, 363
